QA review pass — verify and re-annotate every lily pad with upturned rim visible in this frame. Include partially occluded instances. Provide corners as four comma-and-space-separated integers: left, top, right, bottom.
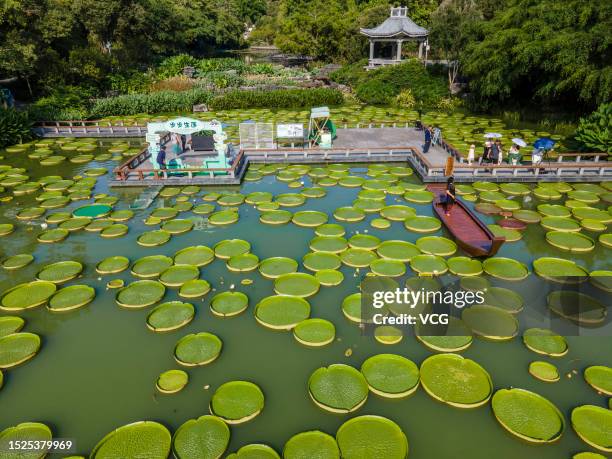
209, 210, 239, 225
341, 248, 378, 268
0, 316, 25, 338
174, 246, 214, 267
377, 240, 420, 262
293, 318, 335, 347
482, 287, 523, 313
404, 215, 441, 233
308, 364, 368, 413
546, 231, 594, 252
529, 361, 560, 382
292, 211, 328, 227
179, 279, 211, 299
410, 254, 448, 275
90, 421, 171, 459
0, 332, 41, 368
258, 257, 298, 279
2, 254, 34, 270
174, 332, 222, 366
522, 328, 568, 357
315, 269, 344, 286
462, 305, 519, 341
584, 366, 612, 396
283, 431, 339, 459
0, 422, 53, 456
172, 415, 230, 459
255, 295, 310, 330
37, 228, 69, 243
547, 291, 606, 325
361, 354, 419, 398
116, 280, 165, 308
415, 317, 473, 353
1, 281, 57, 311
335, 415, 408, 459
146, 301, 195, 332
210, 292, 249, 317
309, 236, 348, 254
348, 234, 381, 250
137, 230, 171, 247
227, 254, 259, 272
156, 369, 189, 394
48, 285, 95, 312
533, 257, 589, 282
447, 257, 483, 276
571, 405, 611, 452
303, 252, 341, 272
483, 257, 528, 281
210, 381, 264, 424
315, 223, 345, 237
333, 207, 366, 222
214, 239, 251, 259
131, 255, 173, 278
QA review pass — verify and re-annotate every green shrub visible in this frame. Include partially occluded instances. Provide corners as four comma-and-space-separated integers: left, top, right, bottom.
355, 80, 395, 105
27, 86, 93, 121
195, 58, 246, 75
0, 109, 35, 149
575, 103, 611, 152
108, 71, 152, 94
89, 89, 213, 118
210, 88, 344, 109
156, 54, 199, 79
248, 63, 279, 75
396, 89, 416, 108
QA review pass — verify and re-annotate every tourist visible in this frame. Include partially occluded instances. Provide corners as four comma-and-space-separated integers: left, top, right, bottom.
532, 147, 543, 165
172, 133, 182, 156
508, 144, 521, 165
444, 176, 456, 215
480, 141, 492, 163
180, 134, 187, 152
490, 140, 500, 164
467, 144, 475, 165
423, 127, 432, 153
496, 140, 504, 164
156, 145, 167, 169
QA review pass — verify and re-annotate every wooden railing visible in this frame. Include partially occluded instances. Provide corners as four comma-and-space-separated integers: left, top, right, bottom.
35, 120, 146, 136
243, 145, 418, 163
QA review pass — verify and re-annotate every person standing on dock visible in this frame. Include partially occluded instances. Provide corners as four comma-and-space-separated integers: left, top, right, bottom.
423, 127, 432, 153
467, 144, 475, 164
444, 176, 456, 216
156, 145, 167, 169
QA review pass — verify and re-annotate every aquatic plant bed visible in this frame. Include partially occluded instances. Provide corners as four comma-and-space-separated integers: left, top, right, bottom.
0, 138, 610, 458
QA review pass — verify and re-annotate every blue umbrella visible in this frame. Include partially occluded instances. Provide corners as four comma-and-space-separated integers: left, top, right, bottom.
534, 137, 555, 150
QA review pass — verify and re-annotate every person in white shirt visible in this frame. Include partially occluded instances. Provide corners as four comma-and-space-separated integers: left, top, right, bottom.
467, 144, 475, 164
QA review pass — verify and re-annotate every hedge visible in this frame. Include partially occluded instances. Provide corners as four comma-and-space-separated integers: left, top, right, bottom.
210, 88, 344, 110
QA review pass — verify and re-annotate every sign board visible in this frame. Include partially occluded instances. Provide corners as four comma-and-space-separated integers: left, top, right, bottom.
145, 133, 161, 144
147, 118, 222, 136
276, 123, 304, 139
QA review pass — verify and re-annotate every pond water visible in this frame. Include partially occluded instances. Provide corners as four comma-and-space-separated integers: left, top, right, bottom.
0, 138, 610, 457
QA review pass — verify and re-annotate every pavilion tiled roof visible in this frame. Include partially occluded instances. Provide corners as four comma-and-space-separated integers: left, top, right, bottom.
360, 14, 428, 38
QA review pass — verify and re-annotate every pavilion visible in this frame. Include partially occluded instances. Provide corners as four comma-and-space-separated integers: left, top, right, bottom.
360, 6, 429, 69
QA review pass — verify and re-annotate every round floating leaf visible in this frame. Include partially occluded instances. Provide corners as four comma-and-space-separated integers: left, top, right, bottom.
283, 431, 339, 459
17, 207, 46, 220
100, 224, 128, 238
581, 219, 606, 232
572, 207, 612, 223
209, 210, 239, 225
96, 256, 129, 274
292, 211, 328, 227
479, 191, 506, 203
301, 187, 326, 198
137, 230, 171, 247
217, 194, 244, 206
404, 215, 441, 233
147, 301, 194, 332
353, 199, 384, 213
276, 193, 305, 207
109, 210, 134, 222
415, 317, 473, 353
0, 422, 53, 456
522, 328, 568, 357
116, 280, 165, 308
174, 332, 222, 366
483, 257, 528, 281
315, 223, 345, 237
380, 205, 416, 221
2, 254, 34, 270
492, 388, 564, 443
255, 293, 311, 329
533, 187, 562, 200
210, 381, 264, 424
303, 252, 341, 271
315, 269, 344, 286
172, 415, 230, 459
162, 219, 194, 234
333, 206, 365, 222
529, 361, 560, 382
293, 318, 335, 346
259, 257, 298, 279
533, 257, 588, 281
131, 255, 173, 278
513, 209, 541, 223
214, 239, 250, 259
156, 369, 189, 394
0, 316, 25, 337
370, 258, 406, 277
336, 415, 408, 459
482, 287, 523, 313
500, 183, 531, 195
48, 285, 95, 312
348, 234, 380, 250
0, 224, 15, 237
462, 305, 519, 341
37, 228, 69, 243
91, 421, 171, 459
193, 203, 216, 215
0, 332, 41, 368
447, 257, 483, 276
571, 405, 611, 452
371, 218, 391, 229
420, 353, 492, 408
538, 204, 571, 217
410, 254, 448, 275
416, 236, 457, 256
308, 364, 368, 413
341, 248, 377, 267
159, 265, 200, 287
260, 209, 292, 225
404, 190, 434, 203
227, 253, 259, 272
599, 234, 612, 248
377, 240, 420, 262
547, 291, 606, 324
73, 204, 111, 218
59, 217, 93, 232
361, 354, 419, 398
211, 292, 249, 317
309, 236, 348, 254
546, 231, 594, 252
475, 202, 501, 215
584, 366, 612, 396
488, 224, 522, 242
174, 246, 214, 267
179, 279, 211, 299
541, 216, 581, 232
1, 281, 57, 310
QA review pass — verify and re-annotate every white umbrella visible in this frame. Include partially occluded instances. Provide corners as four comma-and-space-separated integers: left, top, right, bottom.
511, 138, 527, 147
484, 132, 502, 138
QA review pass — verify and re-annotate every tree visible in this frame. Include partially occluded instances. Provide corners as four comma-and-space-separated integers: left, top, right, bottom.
429, 0, 481, 91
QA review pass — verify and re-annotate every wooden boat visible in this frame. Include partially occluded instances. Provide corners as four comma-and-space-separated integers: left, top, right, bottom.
426, 184, 505, 257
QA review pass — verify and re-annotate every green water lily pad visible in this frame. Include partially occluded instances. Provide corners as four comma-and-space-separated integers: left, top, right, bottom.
0, 422, 53, 457
333, 206, 366, 222
160, 265, 199, 287
341, 248, 378, 267
540, 216, 581, 232
217, 194, 244, 206
479, 191, 506, 203
174, 332, 222, 366
377, 240, 420, 262
86, 219, 114, 232
420, 353, 492, 408
416, 236, 457, 256
1, 281, 57, 311
404, 190, 434, 203
354, 199, 384, 213
547, 291, 606, 324
599, 233, 612, 248
245, 191, 273, 204
380, 205, 416, 221
315, 223, 345, 237
193, 203, 216, 215
481, 287, 523, 313
309, 236, 348, 254
137, 230, 171, 247
488, 224, 522, 242
131, 255, 173, 278
533, 187, 562, 200
567, 190, 600, 203
211, 292, 249, 317
48, 285, 95, 312
209, 210, 239, 225
179, 279, 211, 299
336, 415, 408, 459
172, 415, 230, 459
500, 183, 531, 195
90, 421, 171, 459
0, 332, 41, 368
513, 209, 541, 223
492, 388, 564, 443
571, 405, 612, 452
370, 258, 406, 277
37, 228, 69, 243
156, 369, 189, 394
259, 257, 298, 279
529, 361, 560, 382
404, 215, 441, 233
283, 430, 339, 459
0, 316, 25, 337
276, 193, 306, 207
292, 211, 328, 227
447, 257, 483, 276
573, 207, 612, 223
538, 204, 571, 217
533, 257, 589, 281
584, 366, 612, 396
410, 254, 448, 275
2, 254, 34, 270
581, 218, 606, 232
227, 253, 259, 272
483, 257, 528, 281
415, 317, 473, 353
371, 218, 391, 229
174, 246, 214, 267
303, 252, 341, 271
147, 301, 195, 332
0, 224, 14, 237
462, 305, 519, 341
116, 280, 165, 308
348, 234, 381, 251
361, 354, 419, 398
260, 209, 292, 225
59, 217, 93, 231
293, 318, 335, 347
301, 187, 326, 198
474, 202, 501, 215
17, 207, 46, 220
214, 239, 251, 259
546, 231, 594, 252
522, 328, 568, 357
36, 261, 82, 283
210, 381, 264, 424
255, 295, 310, 330
308, 364, 368, 413
315, 269, 344, 286
100, 224, 129, 238
161, 219, 194, 234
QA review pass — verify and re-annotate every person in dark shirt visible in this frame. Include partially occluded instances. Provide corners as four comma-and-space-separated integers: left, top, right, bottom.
156, 146, 167, 169
444, 176, 455, 215
423, 127, 432, 153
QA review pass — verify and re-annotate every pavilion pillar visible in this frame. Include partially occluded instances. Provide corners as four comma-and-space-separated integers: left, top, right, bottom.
418, 41, 423, 59
396, 40, 403, 61
369, 40, 375, 63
